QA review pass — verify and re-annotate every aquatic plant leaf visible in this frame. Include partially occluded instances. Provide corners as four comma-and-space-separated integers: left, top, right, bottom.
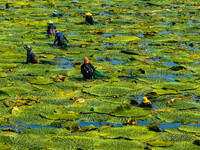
11, 134, 48, 150
169, 100, 200, 110
178, 126, 200, 135
51, 136, 99, 150
0, 143, 11, 150
41, 109, 79, 120
83, 81, 142, 97
72, 99, 119, 114
0, 72, 7, 78
79, 113, 112, 122
32, 81, 83, 91
0, 63, 18, 69
152, 83, 198, 91
153, 132, 196, 142
105, 35, 140, 42
151, 142, 200, 150
83, 86, 133, 97
148, 139, 173, 147
111, 104, 150, 118
152, 89, 178, 95
99, 125, 158, 140
0, 87, 32, 96
29, 77, 54, 85
94, 139, 144, 150
10, 104, 57, 125
0, 90, 9, 100
153, 111, 200, 123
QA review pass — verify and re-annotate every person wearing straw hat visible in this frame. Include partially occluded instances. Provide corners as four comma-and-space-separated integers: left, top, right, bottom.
47, 20, 56, 35
81, 58, 95, 79
85, 12, 94, 25
139, 96, 153, 108
24, 45, 38, 64
53, 30, 68, 47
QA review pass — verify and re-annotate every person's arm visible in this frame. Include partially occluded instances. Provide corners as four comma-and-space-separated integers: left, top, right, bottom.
90, 63, 95, 71
63, 35, 68, 43
81, 65, 86, 74
26, 53, 31, 64
149, 103, 154, 108
53, 34, 58, 45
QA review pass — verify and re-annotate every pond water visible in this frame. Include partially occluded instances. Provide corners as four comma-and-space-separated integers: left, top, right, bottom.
147, 74, 194, 82
96, 57, 125, 65
54, 57, 74, 69
137, 33, 144, 37
158, 122, 200, 132
77, 120, 124, 128
2, 119, 199, 134
162, 62, 178, 66
0, 123, 58, 134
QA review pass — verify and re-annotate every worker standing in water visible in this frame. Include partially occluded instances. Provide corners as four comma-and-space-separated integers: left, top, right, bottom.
85, 12, 94, 25
81, 58, 95, 79
139, 97, 153, 108
53, 30, 69, 48
24, 45, 38, 64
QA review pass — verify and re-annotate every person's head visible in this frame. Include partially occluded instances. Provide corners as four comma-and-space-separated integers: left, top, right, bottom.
53, 10, 57, 14
84, 58, 89, 64
142, 97, 149, 104
24, 45, 32, 51
85, 12, 92, 16
47, 20, 53, 24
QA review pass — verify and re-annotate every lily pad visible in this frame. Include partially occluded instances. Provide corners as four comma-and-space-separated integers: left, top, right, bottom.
0, 90, 9, 100
178, 126, 200, 135
83, 82, 142, 97
95, 139, 144, 150
110, 104, 150, 118
148, 140, 173, 147
152, 83, 199, 91
99, 125, 158, 140
29, 77, 54, 85
0, 143, 11, 150
0, 72, 7, 78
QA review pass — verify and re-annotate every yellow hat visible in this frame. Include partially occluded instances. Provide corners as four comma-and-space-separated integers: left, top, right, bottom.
85, 12, 92, 16
48, 20, 53, 24
142, 97, 149, 103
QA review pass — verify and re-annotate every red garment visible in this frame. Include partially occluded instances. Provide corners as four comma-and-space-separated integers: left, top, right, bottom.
31, 57, 38, 64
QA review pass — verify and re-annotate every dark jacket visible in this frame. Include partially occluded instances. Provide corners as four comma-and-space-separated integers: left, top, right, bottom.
85, 16, 94, 25
54, 32, 68, 46
139, 102, 153, 108
47, 24, 56, 34
81, 63, 95, 79
26, 51, 38, 64
53, 13, 60, 17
